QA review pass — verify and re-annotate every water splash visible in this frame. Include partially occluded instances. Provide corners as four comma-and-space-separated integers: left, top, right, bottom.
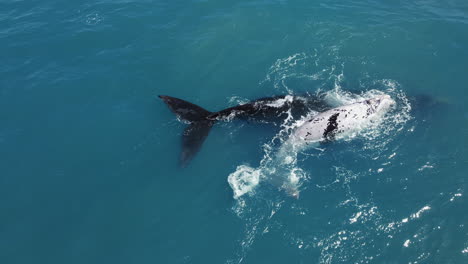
227, 51, 414, 263
228, 165, 261, 199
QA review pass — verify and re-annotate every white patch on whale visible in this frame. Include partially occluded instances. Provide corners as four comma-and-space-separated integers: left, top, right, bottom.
292, 94, 395, 145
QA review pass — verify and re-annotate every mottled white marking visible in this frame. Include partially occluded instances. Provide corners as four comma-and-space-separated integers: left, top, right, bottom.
289, 94, 395, 146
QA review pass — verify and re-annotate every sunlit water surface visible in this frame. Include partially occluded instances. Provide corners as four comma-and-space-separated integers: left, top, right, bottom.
1, 1, 467, 263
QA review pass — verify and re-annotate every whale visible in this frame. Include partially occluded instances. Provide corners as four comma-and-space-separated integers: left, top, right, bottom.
159, 92, 396, 167
159, 94, 334, 166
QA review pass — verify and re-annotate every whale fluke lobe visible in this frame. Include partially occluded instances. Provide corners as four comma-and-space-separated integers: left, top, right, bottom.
180, 120, 214, 167
158, 95, 212, 122
159, 95, 215, 166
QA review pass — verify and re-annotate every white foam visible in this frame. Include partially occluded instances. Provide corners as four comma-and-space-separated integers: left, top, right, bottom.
410, 206, 431, 219
450, 193, 462, 202
228, 165, 261, 199
418, 163, 434, 171
350, 212, 362, 224
265, 95, 293, 107
403, 239, 411, 247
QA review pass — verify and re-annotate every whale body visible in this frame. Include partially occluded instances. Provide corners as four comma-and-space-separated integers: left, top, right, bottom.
159, 93, 396, 167
291, 94, 395, 146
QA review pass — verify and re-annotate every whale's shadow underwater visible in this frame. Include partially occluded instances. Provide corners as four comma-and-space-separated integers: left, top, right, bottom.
159, 90, 443, 168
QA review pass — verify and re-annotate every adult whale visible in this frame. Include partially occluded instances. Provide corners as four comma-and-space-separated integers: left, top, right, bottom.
159, 94, 332, 166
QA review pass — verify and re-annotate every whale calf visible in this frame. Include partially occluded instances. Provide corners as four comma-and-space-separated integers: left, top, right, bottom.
290, 94, 395, 146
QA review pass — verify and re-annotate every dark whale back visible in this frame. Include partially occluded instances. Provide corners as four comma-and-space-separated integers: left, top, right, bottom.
210, 95, 330, 122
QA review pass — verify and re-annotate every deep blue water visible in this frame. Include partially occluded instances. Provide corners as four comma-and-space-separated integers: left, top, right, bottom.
1, 0, 468, 263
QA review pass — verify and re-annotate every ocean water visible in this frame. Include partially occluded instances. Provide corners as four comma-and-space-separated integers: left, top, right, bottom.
1, 0, 468, 263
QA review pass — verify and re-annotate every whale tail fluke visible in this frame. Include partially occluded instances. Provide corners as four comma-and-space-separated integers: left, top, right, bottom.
159, 95, 215, 167
158, 95, 212, 122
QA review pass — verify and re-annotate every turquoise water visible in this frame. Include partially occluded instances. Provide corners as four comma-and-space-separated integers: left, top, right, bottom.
1, 0, 468, 263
